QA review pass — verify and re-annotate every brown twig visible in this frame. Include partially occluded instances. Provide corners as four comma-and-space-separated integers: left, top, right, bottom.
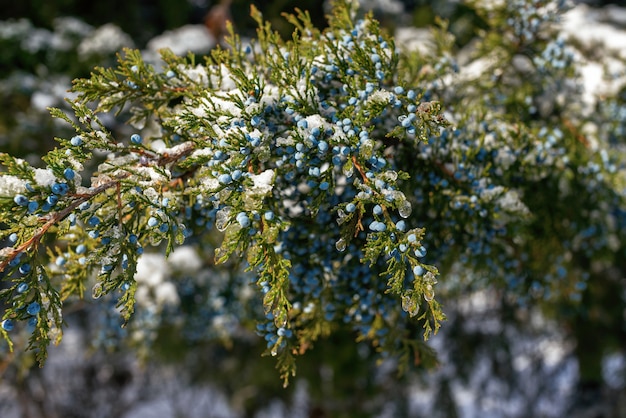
0, 141, 196, 273
0, 179, 124, 274
351, 155, 369, 185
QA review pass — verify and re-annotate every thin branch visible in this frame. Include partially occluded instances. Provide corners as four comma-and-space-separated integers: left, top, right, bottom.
0, 179, 124, 274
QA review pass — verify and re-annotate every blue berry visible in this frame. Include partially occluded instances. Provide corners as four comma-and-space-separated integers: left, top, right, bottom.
70, 136, 83, 146
158, 223, 169, 233
407, 233, 417, 243
128, 234, 138, 245
76, 244, 87, 254
413, 265, 425, 276
218, 174, 232, 185
166, 70, 175, 78
9, 254, 22, 267
63, 168, 75, 180
1, 319, 14, 331
17, 283, 29, 293
130, 134, 142, 144
14, 195, 29, 206
277, 327, 292, 337
8, 233, 18, 243
19, 263, 31, 275
51, 183, 68, 195
264, 211, 274, 221
56, 256, 66, 266
309, 167, 320, 177
26, 302, 41, 316
373, 205, 383, 215
147, 217, 159, 227
88, 216, 100, 227
27, 201, 39, 213
46, 195, 58, 206
396, 220, 406, 231
236, 212, 250, 228
346, 203, 356, 213
248, 135, 261, 147
369, 221, 386, 232
319, 181, 330, 191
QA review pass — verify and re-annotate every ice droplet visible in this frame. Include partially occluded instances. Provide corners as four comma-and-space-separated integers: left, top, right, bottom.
215, 207, 231, 232
149, 234, 162, 247
401, 295, 419, 317
424, 271, 437, 284
92, 283, 103, 299
257, 147, 271, 162
360, 140, 374, 159
424, 284, 435, 302
342, 159, 354, 177
215, 246, 228, 263
273, 309, 287, 328
398, 200, 412, 218
335, 238, 347, 252
383, 170, 398, 182
337, 209, 347, 225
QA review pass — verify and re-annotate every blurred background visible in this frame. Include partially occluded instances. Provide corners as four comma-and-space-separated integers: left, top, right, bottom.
1, 1, 626, 417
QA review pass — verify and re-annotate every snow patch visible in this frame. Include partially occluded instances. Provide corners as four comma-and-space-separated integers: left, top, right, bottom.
147, 25, 215, 56
249, 169, 275, 196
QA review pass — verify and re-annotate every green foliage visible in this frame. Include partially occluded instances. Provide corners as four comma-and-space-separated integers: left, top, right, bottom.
0, 1, 449, 385
1, 0, 625, 400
